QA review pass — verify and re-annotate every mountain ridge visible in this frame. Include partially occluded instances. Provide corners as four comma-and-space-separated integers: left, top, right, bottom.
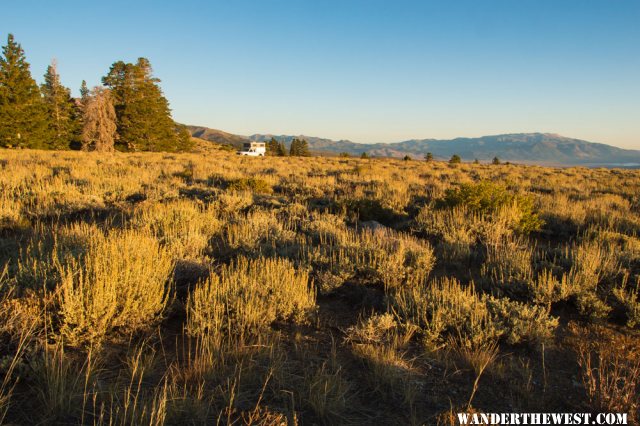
186, 125, 640, 166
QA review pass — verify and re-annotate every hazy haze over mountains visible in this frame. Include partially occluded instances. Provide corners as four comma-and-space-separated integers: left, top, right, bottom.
187, 125, 640, 166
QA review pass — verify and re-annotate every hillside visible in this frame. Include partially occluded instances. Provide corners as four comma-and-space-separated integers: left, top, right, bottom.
186, 125, 640, 166
248, 132, 640, 166
186, 125, 250, 148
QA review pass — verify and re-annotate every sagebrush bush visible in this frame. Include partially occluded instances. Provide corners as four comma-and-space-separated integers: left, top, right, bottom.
393, 277, 558, 349
210, 175, 273, 194
300, 226, 434, 293
57, 229, 174, 345
613, 278, 640, 328
393, 278, 502, 349
131, 200, 220, 260
480, 237, 534, 297
186, 256, 316, 338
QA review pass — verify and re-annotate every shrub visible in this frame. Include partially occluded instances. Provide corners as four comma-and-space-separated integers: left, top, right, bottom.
392, 277, 558, 349
480, 238, 534, 297
526, 269, 570, 311
57, 229, 174, 346
131, 200, 220, 259
227, 177, 273, 194
484, 296, 558, 345
209, 175, 273, 194
613, 278, 640, 328
439, 181, 544, 233
186, 257, 316, 338
393, 278, 501, 349
300, 226, 434, 293
339, 198, 397, 223
344, 313, 399, 345
449, 155, 461, 164
214, 210, 297, 259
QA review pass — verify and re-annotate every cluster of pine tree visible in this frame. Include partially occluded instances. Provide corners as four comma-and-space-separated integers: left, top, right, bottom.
0, 34, 191, 152
265, 137, 310, 156
266, 137, 287, 156
289, 138, 310, 156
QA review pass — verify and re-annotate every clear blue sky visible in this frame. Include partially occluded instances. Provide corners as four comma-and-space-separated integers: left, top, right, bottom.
2, 0, 639, 148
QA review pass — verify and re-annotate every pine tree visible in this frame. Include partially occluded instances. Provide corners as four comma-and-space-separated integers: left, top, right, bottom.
102, 57, 191, 152
266, 137, 280, 156
277, 141, 287, 156
41, 60, 80, 149
449, 154, 461, 164
289, 138, 300, 156
299, 138, 310, 156
288, 138, 310, 156
425, 152, 433, 162
0, 34, 49, 148
79, 80, 89, 101
81, 86, 117, 152
492, 156, 501, 165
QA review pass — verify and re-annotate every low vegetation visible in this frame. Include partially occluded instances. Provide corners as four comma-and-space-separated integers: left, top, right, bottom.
0, 148, 639, 424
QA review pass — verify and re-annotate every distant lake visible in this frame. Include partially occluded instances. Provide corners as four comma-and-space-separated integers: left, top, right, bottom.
583, 163, 640, 169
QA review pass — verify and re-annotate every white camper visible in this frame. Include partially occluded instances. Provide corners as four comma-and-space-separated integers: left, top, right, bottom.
237, 142, 266, 156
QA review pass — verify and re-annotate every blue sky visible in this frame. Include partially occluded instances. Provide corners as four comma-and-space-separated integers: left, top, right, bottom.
2, 0, 639, 148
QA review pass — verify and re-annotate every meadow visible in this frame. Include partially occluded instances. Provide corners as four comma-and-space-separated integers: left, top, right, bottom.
0, 144, 639, 425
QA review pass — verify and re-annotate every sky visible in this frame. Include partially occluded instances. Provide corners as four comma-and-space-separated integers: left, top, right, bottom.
2, 0, 639, 148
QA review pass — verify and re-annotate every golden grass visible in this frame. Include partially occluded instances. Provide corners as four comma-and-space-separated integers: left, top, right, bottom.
0, 148, 639, 423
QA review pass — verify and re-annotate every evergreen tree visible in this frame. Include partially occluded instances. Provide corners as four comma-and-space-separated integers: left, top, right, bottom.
473, 158, 479, 164
102, 57, 191, 152
492, 156, 501, 165
266, 137, 280, 156
289, 138, 300, 156
298, 138, 310, 156
0, 34, 49, 148
289, 138, 310, 156
403, 155, 411, 161
81, 86, 117, 152
449, 154, 461, 164
41, 60, 80, 149
79, 80, 89, 101
277, 141, 287, 156
360, 152, 370, 159
425, 152, 433, 162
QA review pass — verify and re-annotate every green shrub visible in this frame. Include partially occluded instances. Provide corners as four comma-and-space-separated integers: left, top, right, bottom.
339, 198, 397, 223
438, 181, 544, 233
209, 174, 273, 194
227, 177, 273, 194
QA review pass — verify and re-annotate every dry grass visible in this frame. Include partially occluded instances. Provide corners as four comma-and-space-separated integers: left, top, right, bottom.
0, 148, 639, 423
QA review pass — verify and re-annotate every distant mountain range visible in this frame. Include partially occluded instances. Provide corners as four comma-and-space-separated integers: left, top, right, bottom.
186, 125, 640, 167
